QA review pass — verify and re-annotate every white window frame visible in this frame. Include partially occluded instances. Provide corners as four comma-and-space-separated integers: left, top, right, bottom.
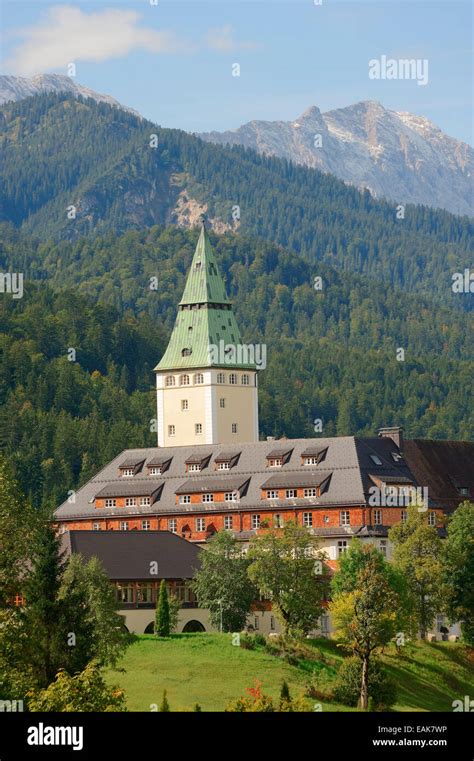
252, 514, 261, 529
285, 489, 296, 498
141, 520, 150, 531
168, 519, 177, 533
337, 540, 348, 556
266, 490, 278, 499
224, 515, 233, 530
196, 518, 206, 532
125, 497, 137, 507
194, 373, 204, 385
179, 495, 191, 504
180, 374, 190, 386
340, 510, 350, 526
119, 521, 129, 531
304, 488, 317, 498
225, 492, 238, 502
218, 461, 230, 470
121, 468, 134, 477
181, 399, 189, 411
303, 512, 313, 527
105, 498, 116, 508
229, 373, 238, 385
149, 466, 161, 475
217, 373, 226, 384
428, 511, 436, 526
168, 425, 175, 437
195, 423, 203, 435
165, 375, 175, 387
373, 509, 382, 525
92, 522, 100, 531
202, 493, 214, 503
140, 497, 151, 506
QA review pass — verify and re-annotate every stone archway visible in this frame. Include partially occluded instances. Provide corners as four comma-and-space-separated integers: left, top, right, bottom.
144, 622, 155, 634
182, 620, 205, 633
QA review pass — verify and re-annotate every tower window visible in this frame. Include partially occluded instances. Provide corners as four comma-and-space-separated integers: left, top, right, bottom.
181, 399, 189, 411
195, 423, 203, 435
181, 348, 192, 357
168, 425, 176, 437
217, 373, 226, 384
231, 423, 238, 434
219, 398, 225, 408
165, 376, 175, 387
242, 374, 250, 385
194, 373, 204, 384
229, 373, 237, 385
180, 375, 190, 386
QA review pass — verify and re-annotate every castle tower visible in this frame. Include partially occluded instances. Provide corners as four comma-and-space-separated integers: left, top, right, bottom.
154, 222, 260, 447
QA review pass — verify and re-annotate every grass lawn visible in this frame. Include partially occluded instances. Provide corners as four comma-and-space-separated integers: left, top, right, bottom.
104, 633, 473, 713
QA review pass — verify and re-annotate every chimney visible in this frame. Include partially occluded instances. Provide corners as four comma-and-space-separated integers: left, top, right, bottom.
378, 426, 403, 452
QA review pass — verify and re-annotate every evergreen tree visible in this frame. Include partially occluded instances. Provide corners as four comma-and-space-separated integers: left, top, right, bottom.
159, 689, 170, 712
155, 580, 171, 637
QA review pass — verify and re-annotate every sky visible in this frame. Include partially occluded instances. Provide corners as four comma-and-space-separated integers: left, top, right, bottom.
0, 0, 472, 144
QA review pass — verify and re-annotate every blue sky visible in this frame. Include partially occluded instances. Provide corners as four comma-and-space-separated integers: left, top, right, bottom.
1, 0, 472, 143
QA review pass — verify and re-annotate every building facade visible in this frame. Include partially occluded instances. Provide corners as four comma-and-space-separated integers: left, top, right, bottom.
54, 224, 473, 639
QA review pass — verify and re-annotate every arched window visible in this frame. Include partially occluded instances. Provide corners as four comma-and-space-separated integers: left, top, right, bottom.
165, 375, 175, 387
229, 373, 238, 385
180, 375, 190, 386
194, 373, 204, 385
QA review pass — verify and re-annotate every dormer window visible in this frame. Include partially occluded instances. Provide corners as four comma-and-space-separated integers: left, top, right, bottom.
195, 261, 202, 270
146, 457, 172, 476
266, 490, 279, 499
188, 463, 201, 472
181, 348, 192, 357
267, 448, 293, 467
118, 458, 145, 477
105, 498, 116, 508
214, 451, 241, 471
458, 486, 469, 496
185, 454, 211, 472
121, 468, 134, 477
149, 467, 161, 476
391, 452, 404, 463
218, 462, 230, 470
301, 447, 328, 466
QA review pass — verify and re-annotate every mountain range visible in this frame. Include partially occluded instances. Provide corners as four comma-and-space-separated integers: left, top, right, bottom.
0, 92, 472, 305
200, 101, 473, 217
0, 75, 471, 216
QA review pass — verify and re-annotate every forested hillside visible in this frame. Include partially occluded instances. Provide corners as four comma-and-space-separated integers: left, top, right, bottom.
1, 94, 472, 303
1, 224, 472, 508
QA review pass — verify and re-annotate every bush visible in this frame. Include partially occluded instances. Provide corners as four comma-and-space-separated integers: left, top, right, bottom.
225, 681, 275, 712
333, 657, 397, 709
26, 664, 126, 712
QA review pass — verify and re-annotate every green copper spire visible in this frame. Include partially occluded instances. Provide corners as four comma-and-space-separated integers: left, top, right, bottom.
154, 221, 256, 372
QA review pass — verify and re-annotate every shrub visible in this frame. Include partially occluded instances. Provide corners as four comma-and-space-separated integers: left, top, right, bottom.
225, 680, 274, 712
333, 657, 397, 709
26, 664, 126, 712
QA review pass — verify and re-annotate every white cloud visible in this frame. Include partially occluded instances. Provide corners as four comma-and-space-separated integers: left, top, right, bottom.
4, 5, 190, 76
206, 24, 258, 53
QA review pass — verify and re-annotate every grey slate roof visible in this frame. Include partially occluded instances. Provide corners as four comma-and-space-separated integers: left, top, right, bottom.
95, 480, 164, 498
261, 471, 332, 490
175, 476, 250, 495
61, 530, 201, 580
54, 436, 430, 522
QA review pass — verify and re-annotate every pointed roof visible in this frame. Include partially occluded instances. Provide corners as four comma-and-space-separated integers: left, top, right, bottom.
179, 223, 230, 307
155, 222, 256, 372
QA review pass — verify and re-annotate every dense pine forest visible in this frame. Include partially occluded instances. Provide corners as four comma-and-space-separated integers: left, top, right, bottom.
0, 94, 472, 304
1, 223, 472, 509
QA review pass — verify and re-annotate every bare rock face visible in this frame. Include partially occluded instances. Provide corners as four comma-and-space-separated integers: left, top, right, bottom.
0, 73, 141, 117
200, 101, 473, 217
